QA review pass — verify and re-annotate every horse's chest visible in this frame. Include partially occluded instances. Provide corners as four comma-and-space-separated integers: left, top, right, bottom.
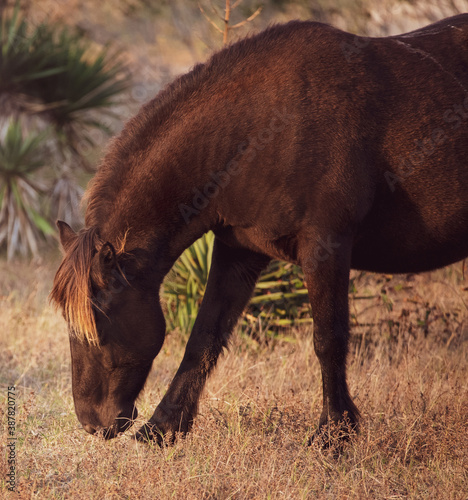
215, 225, 300, 264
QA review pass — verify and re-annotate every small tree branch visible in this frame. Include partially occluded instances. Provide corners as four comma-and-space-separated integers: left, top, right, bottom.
223, 0, 231, 45
209, 0, 224, 21
231, 6, 263, 30
199, 0, 262, 46
198, 2, 224, 33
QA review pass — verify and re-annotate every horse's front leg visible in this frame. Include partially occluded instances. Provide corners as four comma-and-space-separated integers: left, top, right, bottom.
136, 237, 270, 444
301, 232, 360, 446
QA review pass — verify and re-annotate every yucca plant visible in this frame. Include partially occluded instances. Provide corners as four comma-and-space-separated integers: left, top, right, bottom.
31, 29, 128, 165
0, 3, 129, 159
0, 119, 54, 259
0, 5, 65, 93
163, 232, 214, 333
49, 174, 84, 228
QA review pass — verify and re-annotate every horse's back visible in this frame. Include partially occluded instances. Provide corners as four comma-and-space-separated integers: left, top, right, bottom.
348, 16, 468, 273
215, 17, 468, 273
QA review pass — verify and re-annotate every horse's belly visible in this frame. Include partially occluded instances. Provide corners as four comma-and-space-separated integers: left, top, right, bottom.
351, 199, 468, 273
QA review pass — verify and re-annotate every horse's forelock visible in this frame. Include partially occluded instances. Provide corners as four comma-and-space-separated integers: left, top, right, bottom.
50, 227, 103, 346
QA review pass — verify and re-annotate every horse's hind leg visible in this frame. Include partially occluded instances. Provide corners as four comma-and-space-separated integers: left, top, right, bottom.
136, 237, 269, 444
301, 232, 359, 445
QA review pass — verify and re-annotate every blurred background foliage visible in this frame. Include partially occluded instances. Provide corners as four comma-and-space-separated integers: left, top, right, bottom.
0, 1, 129, 258
0, 0, 466, 331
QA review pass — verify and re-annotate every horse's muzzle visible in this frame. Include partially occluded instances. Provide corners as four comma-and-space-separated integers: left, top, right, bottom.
82, 406, 138, 439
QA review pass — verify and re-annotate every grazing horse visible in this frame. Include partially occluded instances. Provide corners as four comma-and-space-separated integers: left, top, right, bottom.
51, 14, 468, 444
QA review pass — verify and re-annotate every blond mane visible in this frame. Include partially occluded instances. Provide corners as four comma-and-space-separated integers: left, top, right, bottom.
50, 226, 129, 346
50, 227, 103, 345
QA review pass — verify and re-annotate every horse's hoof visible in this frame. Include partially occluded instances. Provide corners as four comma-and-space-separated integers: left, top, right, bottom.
134, 423, 166, 446
308, 416, 358, 452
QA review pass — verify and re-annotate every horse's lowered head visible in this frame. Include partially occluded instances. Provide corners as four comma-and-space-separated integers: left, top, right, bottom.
50, 221, 166, 438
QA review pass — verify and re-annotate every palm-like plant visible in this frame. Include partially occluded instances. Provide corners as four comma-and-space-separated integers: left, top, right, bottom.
164, 232, 214, 333
0, 8, 65, 93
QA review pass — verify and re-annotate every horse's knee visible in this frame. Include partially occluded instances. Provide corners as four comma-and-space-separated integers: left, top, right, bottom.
313, 326, 349, 363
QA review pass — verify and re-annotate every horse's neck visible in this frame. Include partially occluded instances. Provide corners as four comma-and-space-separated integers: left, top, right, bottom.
90, 113, 222, 274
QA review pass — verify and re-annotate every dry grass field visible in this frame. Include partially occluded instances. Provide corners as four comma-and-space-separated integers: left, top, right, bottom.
1, 2, 468, 499
0, 255, 467, 499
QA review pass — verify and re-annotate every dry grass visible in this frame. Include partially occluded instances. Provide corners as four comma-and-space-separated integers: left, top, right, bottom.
0, 256, 467, 499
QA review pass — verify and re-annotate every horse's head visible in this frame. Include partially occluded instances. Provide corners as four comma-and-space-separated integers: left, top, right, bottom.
50, 221, 165, 438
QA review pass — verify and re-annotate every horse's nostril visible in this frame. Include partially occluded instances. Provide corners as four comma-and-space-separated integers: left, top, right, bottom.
83, 424, 96, 435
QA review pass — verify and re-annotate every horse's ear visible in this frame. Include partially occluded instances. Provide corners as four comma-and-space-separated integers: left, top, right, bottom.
57, 220, 77, 252
98, 242, 117, 275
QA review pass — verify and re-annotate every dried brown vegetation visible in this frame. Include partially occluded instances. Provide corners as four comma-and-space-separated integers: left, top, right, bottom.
0, 258, 467, 498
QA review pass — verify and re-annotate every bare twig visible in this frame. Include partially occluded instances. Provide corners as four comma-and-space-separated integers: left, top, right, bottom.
231, 6, 263, 30
198, 2, 223, 33
223, 0, 231, 45
209, 0, 224, 21
198, 0, 263, 46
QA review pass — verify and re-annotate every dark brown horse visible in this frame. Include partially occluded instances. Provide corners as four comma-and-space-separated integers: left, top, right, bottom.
51, 14, 468, 444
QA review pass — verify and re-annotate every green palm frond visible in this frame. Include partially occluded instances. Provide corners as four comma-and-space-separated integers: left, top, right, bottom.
163, 232, 214, 333
0, 7, 66, 93
39, 32, 130, 126
246, 260, 312, 332
0, 119, 48, 173
0, 3, 130, 151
